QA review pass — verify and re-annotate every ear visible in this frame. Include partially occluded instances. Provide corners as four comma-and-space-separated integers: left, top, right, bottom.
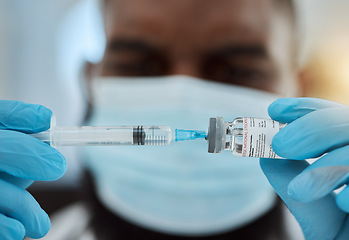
297, 68, 312, 97
284, 70, 306, 98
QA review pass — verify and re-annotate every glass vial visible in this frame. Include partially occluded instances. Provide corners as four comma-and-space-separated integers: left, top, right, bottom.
207, 117, 284, 158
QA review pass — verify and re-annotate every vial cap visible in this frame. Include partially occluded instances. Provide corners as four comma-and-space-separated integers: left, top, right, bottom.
207, 117, 225, 153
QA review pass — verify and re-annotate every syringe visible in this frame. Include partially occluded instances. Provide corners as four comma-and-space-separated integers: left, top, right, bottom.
30, 117, 206, 147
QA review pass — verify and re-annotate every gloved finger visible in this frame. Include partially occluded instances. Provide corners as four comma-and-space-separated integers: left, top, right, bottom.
272, 107, 349, 159
0, 179, 51, 238
268, 97, 344, 124
260, 158, 346, 240
287, 146, 349, 202
0, 214, 25, 240
336, 216, 349, 240
0, 100, 52, 134
336, 187, 349, 213
0, 130, 66, 181
0, 172, 34, 189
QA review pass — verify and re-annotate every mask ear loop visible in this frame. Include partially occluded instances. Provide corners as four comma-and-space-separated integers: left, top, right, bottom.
50, 115, 57, 147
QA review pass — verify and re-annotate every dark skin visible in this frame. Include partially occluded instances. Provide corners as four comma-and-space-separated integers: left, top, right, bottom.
91, 0, 299, 97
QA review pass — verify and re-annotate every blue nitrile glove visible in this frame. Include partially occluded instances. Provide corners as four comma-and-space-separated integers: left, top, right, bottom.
0, 100, 66, 240
260, 98, 349, 240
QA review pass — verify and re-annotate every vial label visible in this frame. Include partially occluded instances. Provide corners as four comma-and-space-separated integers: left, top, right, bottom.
242, 117, 281, 158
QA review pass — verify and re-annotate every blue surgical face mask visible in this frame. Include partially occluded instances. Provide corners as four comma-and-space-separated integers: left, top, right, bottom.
83, 75, 278, 236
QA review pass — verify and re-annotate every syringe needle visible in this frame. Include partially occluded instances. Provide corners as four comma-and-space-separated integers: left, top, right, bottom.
174, 129, 207, 141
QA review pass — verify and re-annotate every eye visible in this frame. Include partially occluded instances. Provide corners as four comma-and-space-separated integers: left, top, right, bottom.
226, 67, 263, 80
101, 52, 168, 76
204, 63, 266, 84
112, 61, 164, 76
202, 56, 274, 90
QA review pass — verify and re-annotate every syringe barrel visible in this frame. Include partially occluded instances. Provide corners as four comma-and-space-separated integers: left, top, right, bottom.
143, 126, 172, 145
51, 126, 134, 146
32, 125, 172, 147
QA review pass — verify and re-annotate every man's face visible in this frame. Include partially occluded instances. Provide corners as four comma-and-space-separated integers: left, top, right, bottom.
97, 0, 297, 95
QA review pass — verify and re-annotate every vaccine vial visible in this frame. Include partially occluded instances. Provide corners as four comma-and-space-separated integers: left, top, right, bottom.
207, 117, 284, 158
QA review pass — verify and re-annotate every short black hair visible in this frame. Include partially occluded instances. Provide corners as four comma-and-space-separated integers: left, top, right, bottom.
100, 0, 296, 21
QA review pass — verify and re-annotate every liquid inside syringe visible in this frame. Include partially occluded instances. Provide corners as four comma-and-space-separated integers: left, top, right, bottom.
30, 123, 207, 147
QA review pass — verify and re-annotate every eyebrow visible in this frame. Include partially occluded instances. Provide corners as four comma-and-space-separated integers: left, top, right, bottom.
107, 39, 159, 53
210, 45, 269, 58
107, 39, 268, 60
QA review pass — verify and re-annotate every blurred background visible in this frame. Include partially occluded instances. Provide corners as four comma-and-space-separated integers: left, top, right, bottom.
0, 0, 106, 213
0, 0, 348, 217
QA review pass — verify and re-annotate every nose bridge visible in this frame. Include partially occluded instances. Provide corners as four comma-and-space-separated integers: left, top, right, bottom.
168, 60, 201, 79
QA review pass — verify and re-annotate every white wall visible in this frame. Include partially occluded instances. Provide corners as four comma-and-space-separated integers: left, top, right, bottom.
295, 0, 349, 104
0, 0, 89, 186
295, 0, 349, 66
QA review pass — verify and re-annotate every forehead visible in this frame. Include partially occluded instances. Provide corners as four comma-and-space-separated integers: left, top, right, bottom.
105, 0, 276, 50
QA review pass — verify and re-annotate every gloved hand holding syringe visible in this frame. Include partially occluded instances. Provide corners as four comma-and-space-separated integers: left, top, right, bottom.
31, 116, 284, 159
